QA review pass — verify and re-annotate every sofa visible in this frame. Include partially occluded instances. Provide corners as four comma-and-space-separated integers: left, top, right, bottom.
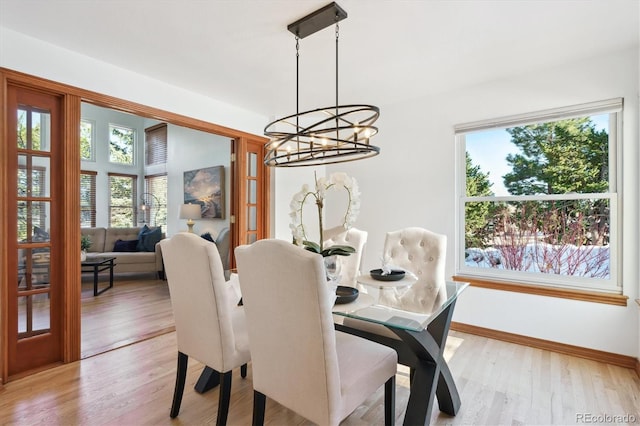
81, 227, 165, 277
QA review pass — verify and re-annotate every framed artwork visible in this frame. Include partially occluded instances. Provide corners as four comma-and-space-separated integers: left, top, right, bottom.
183, 165, 225, 219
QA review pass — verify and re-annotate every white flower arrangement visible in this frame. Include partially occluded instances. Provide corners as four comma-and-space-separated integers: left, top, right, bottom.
289, 172, 361, 256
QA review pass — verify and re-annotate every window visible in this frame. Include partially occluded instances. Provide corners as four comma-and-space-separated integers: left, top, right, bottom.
80, 171, 97, 227
109, 124, 135, 165
143, 174, 168, 230
457, 99, 621, 293
108, 173, 137, 227
80, 119, 95, 161
17, 164, 47, 241
145, 123, 167, 166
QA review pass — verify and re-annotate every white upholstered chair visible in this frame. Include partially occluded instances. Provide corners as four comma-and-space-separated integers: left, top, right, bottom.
235, 239, 398, 426
343, 227, 447, 340
322, 226, 368, 288
378, 227, 447, 313
160, 232, 250, 425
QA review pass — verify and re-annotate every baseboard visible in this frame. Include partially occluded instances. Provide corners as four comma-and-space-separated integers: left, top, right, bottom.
450, 321, 637, 371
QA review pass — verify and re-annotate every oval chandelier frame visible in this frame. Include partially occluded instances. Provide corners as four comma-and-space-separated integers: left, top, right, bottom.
264, 2, 381, 167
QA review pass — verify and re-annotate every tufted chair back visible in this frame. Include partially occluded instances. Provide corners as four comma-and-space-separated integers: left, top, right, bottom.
235, 239, 397, 425
323, 226, 368, 287
379, 227, 447, 313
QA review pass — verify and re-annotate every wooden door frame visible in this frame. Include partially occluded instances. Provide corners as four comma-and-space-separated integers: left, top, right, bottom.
0, 67, 270, 383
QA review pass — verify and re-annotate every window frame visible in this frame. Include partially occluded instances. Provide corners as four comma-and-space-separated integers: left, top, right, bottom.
107, 172, 137, 227
80, 119, 95, 162
455, 98, 622, 294
108, 123, 136, 165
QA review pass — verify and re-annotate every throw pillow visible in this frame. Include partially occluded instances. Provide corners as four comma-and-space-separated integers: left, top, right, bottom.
200, 232, 215, 243
33, 226, 50, 242
137, 225, 162, 252
113, 239, 139, 252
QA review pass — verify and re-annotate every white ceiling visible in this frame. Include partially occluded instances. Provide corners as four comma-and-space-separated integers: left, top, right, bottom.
1, 0, 638, 119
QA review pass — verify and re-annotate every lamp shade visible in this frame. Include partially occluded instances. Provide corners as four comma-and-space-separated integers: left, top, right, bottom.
179, 203, 201, 220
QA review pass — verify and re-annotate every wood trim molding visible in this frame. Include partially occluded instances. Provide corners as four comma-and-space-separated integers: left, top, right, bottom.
1, 71, 8, 383
451, 321, 637, 370
62, 94, 82, 363
452, 275, 628, 306
635, 299, 640, 307
0, 67, 268, 143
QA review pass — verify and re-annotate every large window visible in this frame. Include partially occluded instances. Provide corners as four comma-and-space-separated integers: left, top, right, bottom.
108, 173, 137, 227
109, 124, 135, 165
457, 99, 621, 293
80, 171, 96, 227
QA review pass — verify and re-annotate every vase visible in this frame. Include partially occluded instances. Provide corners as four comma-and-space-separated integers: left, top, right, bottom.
323, 255, 341, 283
81, 250, 87, 262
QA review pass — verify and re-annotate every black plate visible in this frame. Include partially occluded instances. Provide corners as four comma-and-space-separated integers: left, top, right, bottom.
335, 286, 359, 304
370, 268, 406, 281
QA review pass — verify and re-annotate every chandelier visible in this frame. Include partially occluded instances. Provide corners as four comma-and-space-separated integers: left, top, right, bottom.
264, 2, 380, 167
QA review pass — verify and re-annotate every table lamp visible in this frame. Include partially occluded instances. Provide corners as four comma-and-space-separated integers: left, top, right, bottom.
179, 203, 201, 233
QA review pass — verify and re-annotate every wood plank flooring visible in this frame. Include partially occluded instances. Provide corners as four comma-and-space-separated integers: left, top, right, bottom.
3, 327, 639, 425
5, 276, 639, 424
80, 274, 174, 359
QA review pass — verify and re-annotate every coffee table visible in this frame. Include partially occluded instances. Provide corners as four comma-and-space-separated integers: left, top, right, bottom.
81, 257, 116, 296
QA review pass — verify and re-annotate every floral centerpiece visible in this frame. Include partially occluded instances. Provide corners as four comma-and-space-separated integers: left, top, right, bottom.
289, 172, 360, 257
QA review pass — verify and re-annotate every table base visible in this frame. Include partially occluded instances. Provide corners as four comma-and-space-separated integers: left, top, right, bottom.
335, 299, 460, 425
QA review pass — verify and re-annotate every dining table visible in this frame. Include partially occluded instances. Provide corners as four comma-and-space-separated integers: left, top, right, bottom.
333, 279, 469, 426
194, 273, 468, 426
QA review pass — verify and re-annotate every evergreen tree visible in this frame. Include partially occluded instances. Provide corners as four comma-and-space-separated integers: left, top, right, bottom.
465, 152, 493, 248
502, 118, 609, 245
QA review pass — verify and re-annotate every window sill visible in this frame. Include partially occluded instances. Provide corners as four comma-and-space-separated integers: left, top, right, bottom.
452, 275, 628, 306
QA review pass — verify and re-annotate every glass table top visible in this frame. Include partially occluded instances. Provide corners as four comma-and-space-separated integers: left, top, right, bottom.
333, 281, 469, 332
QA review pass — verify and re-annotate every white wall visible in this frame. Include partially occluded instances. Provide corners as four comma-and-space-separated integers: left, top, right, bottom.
2, 25, 638, 357
327, 47, 639, 357
165, 127, 231, 237
0, 27, 267, 136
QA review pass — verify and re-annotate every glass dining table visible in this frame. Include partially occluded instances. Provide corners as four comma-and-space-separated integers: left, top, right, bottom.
333, 280, 469, 426
194, 272, 468, 426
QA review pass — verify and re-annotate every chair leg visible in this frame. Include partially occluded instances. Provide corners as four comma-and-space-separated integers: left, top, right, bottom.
252, 390, 266, 426
170, 351, 188, 418
385, 375, 396, 426
241, 363, 247, 378
216, 371, 233, 426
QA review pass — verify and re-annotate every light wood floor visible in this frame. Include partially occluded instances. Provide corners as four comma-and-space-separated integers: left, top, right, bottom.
2, 320, 639, 424
81, 274, 174, 358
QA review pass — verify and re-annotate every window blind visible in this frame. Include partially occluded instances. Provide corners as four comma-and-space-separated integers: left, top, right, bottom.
145, 123, 167, 166
80, 170, 97, 227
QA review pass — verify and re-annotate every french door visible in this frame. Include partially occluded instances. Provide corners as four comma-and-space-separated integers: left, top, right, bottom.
233, 136, 270, 266
6, 85, 64, 376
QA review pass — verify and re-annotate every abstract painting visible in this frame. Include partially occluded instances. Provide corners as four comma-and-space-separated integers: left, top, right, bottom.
183, 165, 225, 219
